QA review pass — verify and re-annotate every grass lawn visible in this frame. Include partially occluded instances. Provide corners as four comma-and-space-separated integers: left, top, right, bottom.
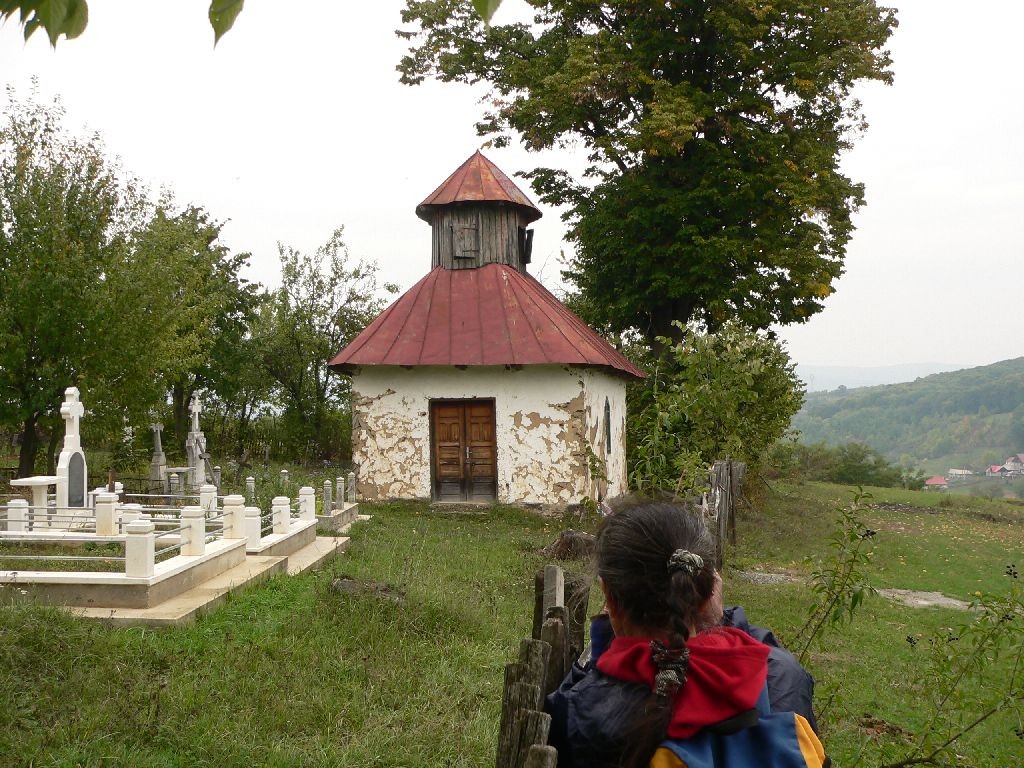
1, 486, 1021, 766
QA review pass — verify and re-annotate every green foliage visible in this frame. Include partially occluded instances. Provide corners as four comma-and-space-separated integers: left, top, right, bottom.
0, 0, 87, 45
208, 0, 244, 44
794, 490, 877, 664
628, 321, 804, 493
135, 198, 259, 447
770, 440, 924, 489
0, 0, 243, 46
793, 357, 1024, 472
258, 228, 397, 461
879, 573, 1024, 768
398, 0, 897, 344
0, 86, 162, 475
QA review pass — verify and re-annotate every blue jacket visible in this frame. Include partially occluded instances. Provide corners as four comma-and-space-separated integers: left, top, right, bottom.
545, 609, 823, 768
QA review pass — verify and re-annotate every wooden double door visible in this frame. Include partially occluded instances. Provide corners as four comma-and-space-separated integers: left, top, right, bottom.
431, 400, 497, 502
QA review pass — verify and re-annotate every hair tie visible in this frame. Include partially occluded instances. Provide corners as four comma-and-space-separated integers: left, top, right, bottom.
667, 549, 704, 576
651, 639, 690, 697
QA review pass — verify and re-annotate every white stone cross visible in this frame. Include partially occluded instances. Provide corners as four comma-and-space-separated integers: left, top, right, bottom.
151, 423, 164, 454
190, 395, 203, 433
60, 386, 84, 450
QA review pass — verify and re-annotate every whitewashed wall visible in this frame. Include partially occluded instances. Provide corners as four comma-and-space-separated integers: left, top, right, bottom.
349, 365, 630, 505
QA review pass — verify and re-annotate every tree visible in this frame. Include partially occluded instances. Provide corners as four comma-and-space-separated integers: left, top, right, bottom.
629, 320, 804, 493
259, 228, 396, 461
399, 0, 897, 345
0, 88, 163, 475
134, 199, 257, 447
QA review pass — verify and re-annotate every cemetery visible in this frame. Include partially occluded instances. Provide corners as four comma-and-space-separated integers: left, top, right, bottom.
0, 388, 364, 625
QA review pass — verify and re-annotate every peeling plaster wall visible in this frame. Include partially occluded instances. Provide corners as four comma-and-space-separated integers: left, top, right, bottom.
349, 365, 630, 505
580, 369, 629, 499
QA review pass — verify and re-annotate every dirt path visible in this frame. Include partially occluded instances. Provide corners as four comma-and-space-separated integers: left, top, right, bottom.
735, 570, 972, 611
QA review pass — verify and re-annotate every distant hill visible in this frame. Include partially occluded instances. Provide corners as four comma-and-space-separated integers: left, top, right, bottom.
791, 357, 1024, 474
796, 362, 969, 392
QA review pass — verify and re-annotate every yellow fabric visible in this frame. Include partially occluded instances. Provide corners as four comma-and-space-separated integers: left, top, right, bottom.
795, 714, 827, 767
650, 747, 686, 768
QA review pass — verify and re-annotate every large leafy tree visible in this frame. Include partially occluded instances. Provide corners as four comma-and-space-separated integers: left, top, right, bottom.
259, 228, 396, 461
0, 88, 164, 475
134, 200, 257, 447
399, 0, 897, 345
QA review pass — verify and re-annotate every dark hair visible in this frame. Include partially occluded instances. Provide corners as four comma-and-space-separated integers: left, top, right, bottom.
596, 500, 717, 768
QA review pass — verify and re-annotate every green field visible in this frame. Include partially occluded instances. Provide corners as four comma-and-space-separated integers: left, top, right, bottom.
1, 484, 1021, 767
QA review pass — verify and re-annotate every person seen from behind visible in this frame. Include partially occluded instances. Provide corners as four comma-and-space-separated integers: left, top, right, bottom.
545, 500, 828, 767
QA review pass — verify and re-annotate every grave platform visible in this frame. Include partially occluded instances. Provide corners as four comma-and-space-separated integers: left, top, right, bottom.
4, 538, 247, 609
70, 554, 286, 627
246, 518, 317, 558
316, 501, 360, 532
69, 536, 350, 626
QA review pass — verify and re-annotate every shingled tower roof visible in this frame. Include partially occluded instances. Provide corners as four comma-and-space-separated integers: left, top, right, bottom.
415, 150, 542, 224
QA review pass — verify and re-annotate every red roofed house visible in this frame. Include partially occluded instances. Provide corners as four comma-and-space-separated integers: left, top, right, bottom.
329, 152, 643, 505
924, 476, 948, 490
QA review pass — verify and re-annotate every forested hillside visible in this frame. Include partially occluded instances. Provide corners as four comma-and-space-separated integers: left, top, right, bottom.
792, 357, 1024, 471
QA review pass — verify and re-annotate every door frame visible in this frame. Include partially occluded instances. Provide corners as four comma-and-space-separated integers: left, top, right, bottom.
428, 397, 497, 502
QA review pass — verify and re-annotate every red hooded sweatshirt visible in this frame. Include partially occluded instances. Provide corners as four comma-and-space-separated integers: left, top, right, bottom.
595, 627, 770, 738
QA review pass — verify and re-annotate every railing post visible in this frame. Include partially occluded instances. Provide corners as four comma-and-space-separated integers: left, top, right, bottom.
169, 472, 180, 494
120, 503, 143, 529
336, 476, 345, 508
323, 480, 332, 515
212, 465, 222, 490
299, 487, 316, 522
125, 519, 156, 577
245, 506, 262, 548
181, 505, 206, 556
222, 494, 246, 540
200, 484, 218, 516
94, 492, 119, 536
346, 471, 356, 503
245, 476, 256, 502
7, 498, 28, 533
272, 496, 290, 535
280, 469, 289, 490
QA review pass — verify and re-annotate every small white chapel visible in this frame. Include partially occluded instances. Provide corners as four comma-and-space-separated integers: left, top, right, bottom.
328, 152, 643, 506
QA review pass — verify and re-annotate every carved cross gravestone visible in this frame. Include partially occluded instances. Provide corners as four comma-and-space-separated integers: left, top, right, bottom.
185, 395, 209, 489
56, 387, 88, 510
150, 424, 167, 491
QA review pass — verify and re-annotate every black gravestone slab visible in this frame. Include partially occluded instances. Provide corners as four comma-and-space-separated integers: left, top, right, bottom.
69, 452, 85, 507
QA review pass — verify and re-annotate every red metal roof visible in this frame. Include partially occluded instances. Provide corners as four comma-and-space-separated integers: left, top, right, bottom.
329, 264, 644, 379
416, 151, 542, 224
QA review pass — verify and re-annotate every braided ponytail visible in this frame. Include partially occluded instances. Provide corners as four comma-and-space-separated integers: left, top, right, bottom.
595, 501, 716, 768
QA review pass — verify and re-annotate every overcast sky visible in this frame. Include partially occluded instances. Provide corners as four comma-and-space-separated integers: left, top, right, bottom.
1, 1, 1021, 370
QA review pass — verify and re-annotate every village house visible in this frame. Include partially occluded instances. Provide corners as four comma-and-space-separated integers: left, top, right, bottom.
328, 152, 644, 506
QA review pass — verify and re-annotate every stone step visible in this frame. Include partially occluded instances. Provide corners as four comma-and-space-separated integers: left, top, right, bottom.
70, 554, 287, 627
286, 535, 350, 575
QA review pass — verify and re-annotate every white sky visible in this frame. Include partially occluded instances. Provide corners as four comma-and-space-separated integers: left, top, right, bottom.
1, 1, 1021, 369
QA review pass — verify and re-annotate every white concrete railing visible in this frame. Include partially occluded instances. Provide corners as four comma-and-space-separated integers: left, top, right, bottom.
3, 484, 314, 574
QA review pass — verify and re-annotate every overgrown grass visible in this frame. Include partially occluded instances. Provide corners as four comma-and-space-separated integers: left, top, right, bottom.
1, 487, 1021, 766
0, 502, 568, 766
731, 481, 1024, 767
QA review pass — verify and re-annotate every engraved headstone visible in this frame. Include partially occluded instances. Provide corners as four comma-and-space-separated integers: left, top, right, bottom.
150, 424, 167, 491
185, 395, 209, 490
55, 387, 88, 510
68, 453, 85, 507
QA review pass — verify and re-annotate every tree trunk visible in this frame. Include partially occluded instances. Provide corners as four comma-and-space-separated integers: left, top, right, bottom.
17, 414, 39, 477
171, 382, 191, 450
45, 423, 61, 475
